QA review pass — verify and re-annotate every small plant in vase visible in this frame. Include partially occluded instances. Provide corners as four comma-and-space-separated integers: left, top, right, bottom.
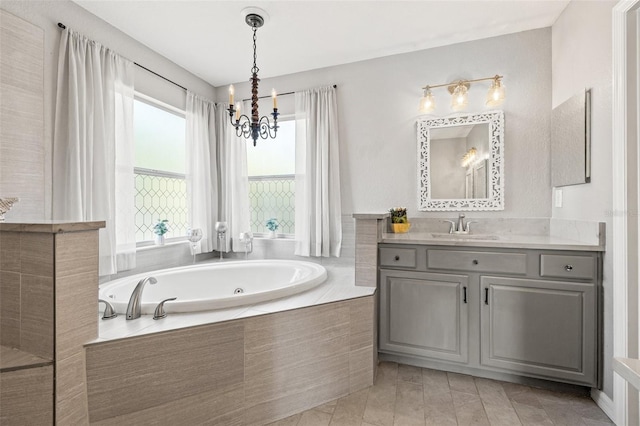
266, 218, 279, 238
153, 219, 169, 245
389, 207, 410, 233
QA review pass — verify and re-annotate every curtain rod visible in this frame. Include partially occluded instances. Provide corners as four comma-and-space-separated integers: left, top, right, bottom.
241, 85, 337, 102
57, 23, 337, 101
57, 22, 188, 91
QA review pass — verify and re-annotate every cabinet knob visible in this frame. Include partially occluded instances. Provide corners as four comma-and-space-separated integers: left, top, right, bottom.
564, 264, 573, 272
472, 260, 479, 265
394, 255, 400, 261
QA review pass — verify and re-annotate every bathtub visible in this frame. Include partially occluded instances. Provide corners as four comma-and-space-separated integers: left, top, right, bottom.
99, 260, 327, 314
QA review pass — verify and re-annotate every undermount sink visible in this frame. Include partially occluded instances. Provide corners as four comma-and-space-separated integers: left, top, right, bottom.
430, 233, 501, 241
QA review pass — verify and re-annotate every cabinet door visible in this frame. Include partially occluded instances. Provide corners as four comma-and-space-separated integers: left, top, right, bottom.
379, 270, 468, 363
480, 276, 596, 386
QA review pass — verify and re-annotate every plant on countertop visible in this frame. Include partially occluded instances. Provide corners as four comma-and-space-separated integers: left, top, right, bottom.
153, 219, 170, 236
266, 218, 279, 232
389, 207, 408, 224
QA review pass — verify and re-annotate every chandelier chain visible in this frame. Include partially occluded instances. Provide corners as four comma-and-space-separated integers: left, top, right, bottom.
251, 26, 259, 75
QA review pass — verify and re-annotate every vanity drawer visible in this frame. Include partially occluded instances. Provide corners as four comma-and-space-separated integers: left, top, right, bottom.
540, 254, 595, 280
379, 247, 417, 268
427, 250, 527, 275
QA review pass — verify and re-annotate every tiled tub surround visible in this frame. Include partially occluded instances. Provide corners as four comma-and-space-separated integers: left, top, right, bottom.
85, 293, 375, 425
0, 221, 105, 425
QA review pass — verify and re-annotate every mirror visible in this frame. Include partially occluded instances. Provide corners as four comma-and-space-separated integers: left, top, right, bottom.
417, 110, 504, 211
551, 89, 591, 187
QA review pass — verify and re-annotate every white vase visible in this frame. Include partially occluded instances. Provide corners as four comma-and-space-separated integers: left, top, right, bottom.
154, 234, 165, 246
268, 230, 277, 239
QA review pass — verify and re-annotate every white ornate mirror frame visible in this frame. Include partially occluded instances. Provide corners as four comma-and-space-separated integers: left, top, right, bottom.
417, 110, 504, 211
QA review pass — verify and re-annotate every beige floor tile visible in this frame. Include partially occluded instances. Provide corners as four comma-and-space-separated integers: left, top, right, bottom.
475, 378, 511, 407
398, 364, 422, 384
451, 390, 490, 426
423, 392, 457, 426
482, 402, 522, 426
362, 380, 396, 426
502, 382, 531, 399
569, 397, 613, 423
512, 401, 554, 426
316, 400, 338, 415
393, 381, 424, 425
539, 399, 587, 426
447, 372, 478, 395
298, 409, 333, 426
376, 362, 399, 385
422, 368, 450, 396
266, 413, 302, 426
330, 388, 370, 425
582, 419, 615, 426
508, 389, 544, 409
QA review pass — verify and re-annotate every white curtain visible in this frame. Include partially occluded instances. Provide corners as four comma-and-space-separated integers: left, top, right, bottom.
53, 28, 136, 276
215, 104, 250, 252
186, 92, 218, 253
294, 86, 342, 257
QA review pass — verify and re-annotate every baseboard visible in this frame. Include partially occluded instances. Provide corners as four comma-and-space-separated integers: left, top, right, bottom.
591, 388, 616, 424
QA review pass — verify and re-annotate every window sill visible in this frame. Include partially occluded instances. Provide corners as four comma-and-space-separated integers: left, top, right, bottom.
136, 239, 188, 252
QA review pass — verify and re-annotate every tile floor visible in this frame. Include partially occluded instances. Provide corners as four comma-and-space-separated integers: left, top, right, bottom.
267, 362, 614, 426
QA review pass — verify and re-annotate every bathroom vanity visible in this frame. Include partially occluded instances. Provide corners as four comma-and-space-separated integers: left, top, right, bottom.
377, 233, 603, 388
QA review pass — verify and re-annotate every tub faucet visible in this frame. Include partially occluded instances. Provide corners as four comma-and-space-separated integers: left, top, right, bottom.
126, 276, 157, 320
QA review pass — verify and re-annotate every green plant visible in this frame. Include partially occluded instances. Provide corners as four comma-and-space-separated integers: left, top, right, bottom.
153, 219, 169, 236
266, 218, 279, 232
389, 207, 408, 224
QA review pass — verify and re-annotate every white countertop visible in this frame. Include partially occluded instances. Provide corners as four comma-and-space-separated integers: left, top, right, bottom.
381, 232, 604, 251
90, 264, 374, 344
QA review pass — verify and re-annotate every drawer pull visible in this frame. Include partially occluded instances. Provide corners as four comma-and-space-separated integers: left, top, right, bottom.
463, 286, 467, 304
394, 255, 400, 261
472, 259, 479, 265
565, 265, 573, 272
484, 288, 489, 305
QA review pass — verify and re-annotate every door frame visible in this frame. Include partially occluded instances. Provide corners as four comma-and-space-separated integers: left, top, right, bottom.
613, 1, 640, 424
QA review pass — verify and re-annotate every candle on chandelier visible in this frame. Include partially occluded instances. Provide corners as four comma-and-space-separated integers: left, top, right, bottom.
272, 88, 277, 109
235, 102, 241, 121
229, 85, 235, 106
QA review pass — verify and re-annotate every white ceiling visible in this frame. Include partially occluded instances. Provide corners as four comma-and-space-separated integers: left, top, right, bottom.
74, 0, 570, 87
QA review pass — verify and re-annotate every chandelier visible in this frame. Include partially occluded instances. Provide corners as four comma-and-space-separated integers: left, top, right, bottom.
227, 9, 278, 146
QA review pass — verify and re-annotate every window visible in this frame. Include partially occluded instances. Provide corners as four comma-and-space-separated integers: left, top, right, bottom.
133, 96, 188, 243
246, 119, 296, 235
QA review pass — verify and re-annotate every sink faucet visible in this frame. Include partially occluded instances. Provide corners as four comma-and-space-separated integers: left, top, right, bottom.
443, 214, 476, 234
126, 276, 157, 320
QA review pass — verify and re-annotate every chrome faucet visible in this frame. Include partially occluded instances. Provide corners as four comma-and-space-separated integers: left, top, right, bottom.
126, 276, 157, 320
443, 214, 476, 234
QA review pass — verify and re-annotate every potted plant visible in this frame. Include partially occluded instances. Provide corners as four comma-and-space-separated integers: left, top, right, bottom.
153, 219, 169, 245
389, 207, 411, 233
266, 218, 279, 239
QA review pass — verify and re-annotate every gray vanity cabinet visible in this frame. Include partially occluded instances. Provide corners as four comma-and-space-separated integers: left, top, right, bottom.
379, 270, 468, 363
480, 276, 596, 385
378, 244, 601, 387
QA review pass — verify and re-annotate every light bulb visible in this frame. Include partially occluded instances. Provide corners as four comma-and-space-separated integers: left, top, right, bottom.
486, 77, 505, 106
451, 83, 468, 111
419, 88, 435, 113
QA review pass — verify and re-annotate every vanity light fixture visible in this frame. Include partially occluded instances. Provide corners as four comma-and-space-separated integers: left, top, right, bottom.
418, 75, 505, 114
227, 8, 279, 146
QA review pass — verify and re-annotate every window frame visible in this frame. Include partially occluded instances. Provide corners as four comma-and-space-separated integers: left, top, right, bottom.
133, 92, 188, 247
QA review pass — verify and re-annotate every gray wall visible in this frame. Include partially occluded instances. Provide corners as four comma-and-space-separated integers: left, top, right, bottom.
431, 137, 466, 199
220, 28, 553, 219
0, 0, 216, 220
551, 0, 615, 400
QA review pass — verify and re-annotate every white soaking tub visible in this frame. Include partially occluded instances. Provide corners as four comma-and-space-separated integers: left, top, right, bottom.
99, 260, 327, 314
